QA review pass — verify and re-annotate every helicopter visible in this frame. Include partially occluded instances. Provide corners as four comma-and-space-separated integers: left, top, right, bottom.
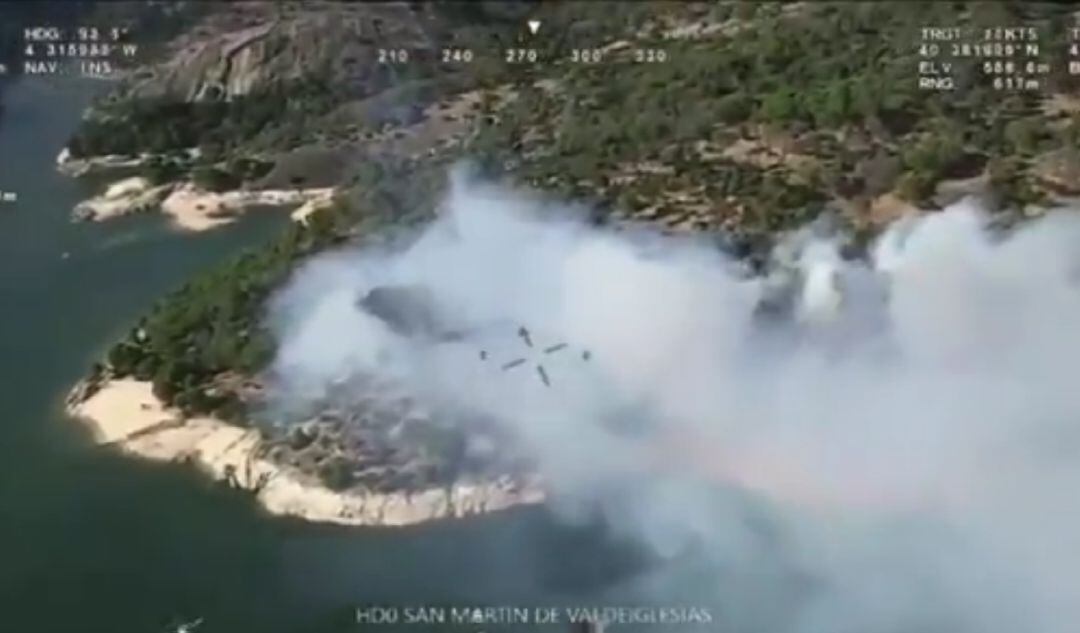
480, 325, 591, 387
356, 284, 592, 388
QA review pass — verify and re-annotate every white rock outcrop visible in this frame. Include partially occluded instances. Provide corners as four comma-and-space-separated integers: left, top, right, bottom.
67, 379, 545, 527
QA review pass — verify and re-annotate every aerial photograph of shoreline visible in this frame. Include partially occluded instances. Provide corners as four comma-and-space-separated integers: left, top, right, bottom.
5, 2, 1080, 633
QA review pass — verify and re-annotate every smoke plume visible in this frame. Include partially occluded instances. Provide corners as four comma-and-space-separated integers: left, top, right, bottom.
265, 167, 1080, 632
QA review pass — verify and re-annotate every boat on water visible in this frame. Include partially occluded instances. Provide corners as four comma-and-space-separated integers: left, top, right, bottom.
164, 617, 202, 633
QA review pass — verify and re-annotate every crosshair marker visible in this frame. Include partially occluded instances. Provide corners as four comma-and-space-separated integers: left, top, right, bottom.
482, 325, 591, 387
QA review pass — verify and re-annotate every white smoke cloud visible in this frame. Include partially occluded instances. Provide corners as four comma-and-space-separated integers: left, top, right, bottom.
265, 168, 1080, 633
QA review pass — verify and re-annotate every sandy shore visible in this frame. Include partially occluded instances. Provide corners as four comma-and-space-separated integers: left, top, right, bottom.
290, 193, 337, 225
66, 378, 545, 526
72, 177, 174, 222
56, 147, 153, 178
160, 184, 335, 232
68, 177, 336, 231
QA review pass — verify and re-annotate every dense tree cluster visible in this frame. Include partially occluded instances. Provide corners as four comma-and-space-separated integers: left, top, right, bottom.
94, 1, 1080, 422
191, 165, 242, 193
105, 211, 351, 418
103, 155, 437, 418
467, 1, 1079, 233
66, 78, 345, 160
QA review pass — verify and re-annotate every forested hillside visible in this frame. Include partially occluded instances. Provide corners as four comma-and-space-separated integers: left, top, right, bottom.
78, 1, 1080, 422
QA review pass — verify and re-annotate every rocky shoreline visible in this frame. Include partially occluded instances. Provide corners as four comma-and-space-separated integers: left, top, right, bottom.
61, 148, 336, 231
65, 378, 546, 526
157, 182, 335, 231
56, 146, 167, 178
71, 176, 173, 222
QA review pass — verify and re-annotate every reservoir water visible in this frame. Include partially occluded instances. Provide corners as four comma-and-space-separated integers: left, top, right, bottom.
0, 78, 660, 633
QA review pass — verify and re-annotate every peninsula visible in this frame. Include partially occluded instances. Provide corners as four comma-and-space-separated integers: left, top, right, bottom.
64, 1, 1080, 527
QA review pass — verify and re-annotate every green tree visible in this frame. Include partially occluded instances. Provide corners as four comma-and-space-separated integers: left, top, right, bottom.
760, 89, 798, 122
144, 156, 184, 185
812, 81, 851, 127
198, 141, 224, 164
192, 166, 241, 192
1003, 117, 1043, 155
151, 360, 180, 403
715, 91, 752, 123
106, 342, 143, 376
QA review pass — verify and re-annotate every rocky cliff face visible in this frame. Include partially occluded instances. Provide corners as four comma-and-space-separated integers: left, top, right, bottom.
121, 2, 439, 103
